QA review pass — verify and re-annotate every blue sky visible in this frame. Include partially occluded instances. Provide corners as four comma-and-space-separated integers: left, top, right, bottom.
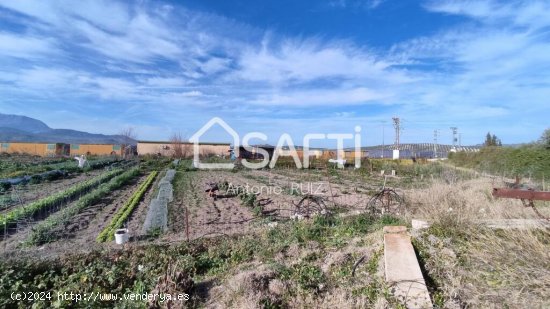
0, 0, 548, 147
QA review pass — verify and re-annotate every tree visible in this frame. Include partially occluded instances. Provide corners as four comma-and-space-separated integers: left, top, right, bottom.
485, 132, 493, 146
120, 127, 136, 145
540, 128, 550, 149
170, 133, 191, 158
119, 127, 137, 158
484, 132, 502, 147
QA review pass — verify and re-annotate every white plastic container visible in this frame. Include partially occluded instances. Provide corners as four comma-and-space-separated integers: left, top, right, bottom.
114, 228, 129, 244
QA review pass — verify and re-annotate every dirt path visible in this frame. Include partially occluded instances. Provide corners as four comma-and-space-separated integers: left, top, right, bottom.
244, 169, 372, 210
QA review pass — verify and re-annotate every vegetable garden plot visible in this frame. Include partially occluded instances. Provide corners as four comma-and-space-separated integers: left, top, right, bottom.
0, 156, 122, 180
28, 167, 142, 245
0, 170, 105, 213
0, 158, 131, 211
166, 170, 301, 241
0, 167, 129, 237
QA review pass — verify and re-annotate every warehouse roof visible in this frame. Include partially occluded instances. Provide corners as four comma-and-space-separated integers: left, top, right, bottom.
137, 140, 231, 146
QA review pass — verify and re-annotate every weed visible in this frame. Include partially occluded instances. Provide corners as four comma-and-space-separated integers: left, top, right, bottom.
292, 262, 325, 292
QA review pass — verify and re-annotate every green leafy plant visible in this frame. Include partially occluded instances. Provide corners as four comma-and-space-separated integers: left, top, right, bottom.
96, 171, 158, 242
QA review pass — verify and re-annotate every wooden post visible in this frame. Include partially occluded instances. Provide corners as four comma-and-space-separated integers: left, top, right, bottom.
185, 206, 190, 242
324, 167, 336, 209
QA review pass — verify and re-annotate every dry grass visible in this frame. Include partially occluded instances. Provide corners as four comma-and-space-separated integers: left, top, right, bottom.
408, 178, 550, 308
204, 230, 406, 309
464, 229, 550, 308
406, 177, 541, 222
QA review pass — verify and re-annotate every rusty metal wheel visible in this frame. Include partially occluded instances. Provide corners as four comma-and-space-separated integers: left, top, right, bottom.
366, 188, 405, 217
293, 195, 329, 219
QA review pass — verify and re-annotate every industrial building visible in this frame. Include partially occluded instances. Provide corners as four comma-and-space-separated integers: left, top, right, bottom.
0, 142, 124, 157
69, 144, 124, 156
0, 142, 69, 156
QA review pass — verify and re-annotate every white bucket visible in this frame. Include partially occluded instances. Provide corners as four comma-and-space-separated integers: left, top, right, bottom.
114, 228, 129, 245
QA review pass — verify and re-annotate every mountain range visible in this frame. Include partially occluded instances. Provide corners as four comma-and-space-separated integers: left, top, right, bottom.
0, 113, 135, 144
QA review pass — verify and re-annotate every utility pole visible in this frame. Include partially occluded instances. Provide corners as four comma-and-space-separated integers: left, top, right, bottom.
450, 127, 458, 150
392, 117, 400, 160
433, 130, 439, 158
459, 133, 462, 147
392, 117, 400, 150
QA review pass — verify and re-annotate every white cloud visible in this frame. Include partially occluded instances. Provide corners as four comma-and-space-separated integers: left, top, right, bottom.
327, 0, 385, 9
180, 90, 203, 97
145, 77, 189, 88
251, 87, 391, 107
425, 0, 550, 30
200, 57, 231, 75
235, 39, 412, 86
0, 32, 58, 58
70, 17, 182, 63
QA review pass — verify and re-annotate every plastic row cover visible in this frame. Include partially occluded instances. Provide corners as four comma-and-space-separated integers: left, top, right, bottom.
142, 169, 176, 234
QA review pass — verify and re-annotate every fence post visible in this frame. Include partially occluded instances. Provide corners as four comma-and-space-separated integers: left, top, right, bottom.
185, 206, 190, 242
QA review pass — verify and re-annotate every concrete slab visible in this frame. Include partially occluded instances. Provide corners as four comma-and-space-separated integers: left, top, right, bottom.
384, 226, 433, 309
411, 219, 549, 230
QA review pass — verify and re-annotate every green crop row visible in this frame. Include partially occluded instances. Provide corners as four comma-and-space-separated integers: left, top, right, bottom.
27, 167, 141, 245
96, 171, 158, 242
0, 168, 125, 232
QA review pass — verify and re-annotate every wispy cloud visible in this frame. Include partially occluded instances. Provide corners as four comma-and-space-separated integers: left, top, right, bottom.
234, 39, 408, 84
250, 87, 392, 107
327, 0, 386, 10
0, 32, 58, 58
425, 0, 550, 30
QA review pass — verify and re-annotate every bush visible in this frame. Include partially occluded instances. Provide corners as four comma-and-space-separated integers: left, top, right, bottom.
449, 146, 550, 179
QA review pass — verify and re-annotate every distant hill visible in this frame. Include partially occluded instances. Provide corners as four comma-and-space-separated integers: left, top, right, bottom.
0, 113, 50, 133
0, 113, 135, 145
